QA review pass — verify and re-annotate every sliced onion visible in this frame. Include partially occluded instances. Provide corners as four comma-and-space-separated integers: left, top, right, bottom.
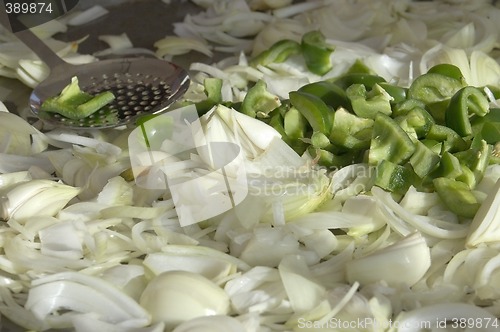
67, 6, 109, 26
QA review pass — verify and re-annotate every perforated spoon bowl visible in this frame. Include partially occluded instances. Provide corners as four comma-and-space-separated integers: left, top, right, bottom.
1, 13, 190, 129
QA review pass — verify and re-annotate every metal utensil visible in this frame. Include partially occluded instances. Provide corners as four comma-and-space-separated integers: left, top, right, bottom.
0, 8, 190, 129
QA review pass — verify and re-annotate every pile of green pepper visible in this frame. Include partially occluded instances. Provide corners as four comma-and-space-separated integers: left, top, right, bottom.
192, 32, 500, 219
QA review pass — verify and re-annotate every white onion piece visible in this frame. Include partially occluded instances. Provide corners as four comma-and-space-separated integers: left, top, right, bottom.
278, 255, 326, 313
139, 271, 230, 329
155, 36, 213, 58
67, 6, 109, 26
0, 171, 30, 188
26, 272, 150, 328
98, 33, 133, 51
346, 232, 431, 286
143, 252, 236, 281
1, 179, 80, 221
466, 179, 500, 247
272, 0, 329, 18
172, 315, 245, 332
45, 130, 122, 156
372, 186, 469, 239
72, 314, 164, 332
39, 221, 84, 260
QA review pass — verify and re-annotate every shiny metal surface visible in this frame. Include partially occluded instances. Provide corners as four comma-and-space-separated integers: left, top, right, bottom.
30, 57, 190, 128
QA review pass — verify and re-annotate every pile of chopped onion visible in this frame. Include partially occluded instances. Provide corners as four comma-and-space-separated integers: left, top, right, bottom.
2, 0, 500, 331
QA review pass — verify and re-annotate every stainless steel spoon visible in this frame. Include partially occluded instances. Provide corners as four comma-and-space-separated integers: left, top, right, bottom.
0, 7, 190, 129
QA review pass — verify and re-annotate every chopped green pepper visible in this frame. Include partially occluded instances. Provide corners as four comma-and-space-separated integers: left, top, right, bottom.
455, 165, 477, 189
308, 147, 361, 168
378, 82, 407, 104
369, 113, 416, 165
241, 80, 281, 118
310, 131, 331, 150
445, 86, 489, 137
41, 76, 115, 120
345, 59, 374, 75
421, 139, 443, 154
407, 72, 464, 105
195, 77, 223, 114
454, 139, 491, 184
289, 90, 333, 134
250, 39, 301, 67
346, 83, 392, 119
436, 151, 463, 180
471, 108, 500, 144
426, 124, 468, 152
329, 108, 373, 150
283, 106, 308, 140
332, 73, 386, 90
408, 141, 440, 178
298, 81, 351, 111
374, 160, 415, 194
433, 177, 480, 218
427, 63, 465, 83
300, 30, 334, 76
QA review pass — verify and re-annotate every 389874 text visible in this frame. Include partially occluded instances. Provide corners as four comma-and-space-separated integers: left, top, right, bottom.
5, 2, 54, 14
447, 317, 499, 329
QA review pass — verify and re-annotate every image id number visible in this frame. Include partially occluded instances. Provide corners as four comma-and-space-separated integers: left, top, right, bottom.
5, 2, 53, 14
451, 317, 499, 329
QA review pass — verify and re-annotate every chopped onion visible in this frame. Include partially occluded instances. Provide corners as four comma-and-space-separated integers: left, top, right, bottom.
67, 6, 109, 26
139, 271, 230, 329
346, 232, 431, 286
25, 272, 151, 329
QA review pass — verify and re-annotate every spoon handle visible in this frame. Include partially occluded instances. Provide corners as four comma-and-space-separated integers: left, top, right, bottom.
0, 1, 66, 69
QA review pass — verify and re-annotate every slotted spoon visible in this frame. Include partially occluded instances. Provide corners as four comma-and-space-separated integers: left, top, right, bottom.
0, 10, 190, 129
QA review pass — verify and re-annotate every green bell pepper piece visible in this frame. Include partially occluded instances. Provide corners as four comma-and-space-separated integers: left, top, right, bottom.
329, 108, 373, 150
374, 160, 415, 194
346, 83, 392, 119
454, 139, 491, 185
345, 59, 374, 74
445, 86, 489, 137
378, 82, 407, 104
369, 113, 416, 165
283, 106, 308, 140
471, 108, 500, 144
298, 81, 351, 111
311, 131, 331, 149
409, 141, 440, 178
41, 77, 115, 120
426, 124, 468, 153
437, 151, 463, 180
404, 108, 435, 138
421, 139, 443, 154
241, 80, 281, 118
300, 30, 334, 76
393, 99, 435, 138
289, 90, 333, 134
407, 72, 464, 105
195, 77, 223, 114
433, 177, 480, 218
393, 99, 427, 117
250, 39, 301, 67
427, 63, 466, 83
332, 73, 386, 90
308, 147, 361, 168
269, 108, 307, 155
